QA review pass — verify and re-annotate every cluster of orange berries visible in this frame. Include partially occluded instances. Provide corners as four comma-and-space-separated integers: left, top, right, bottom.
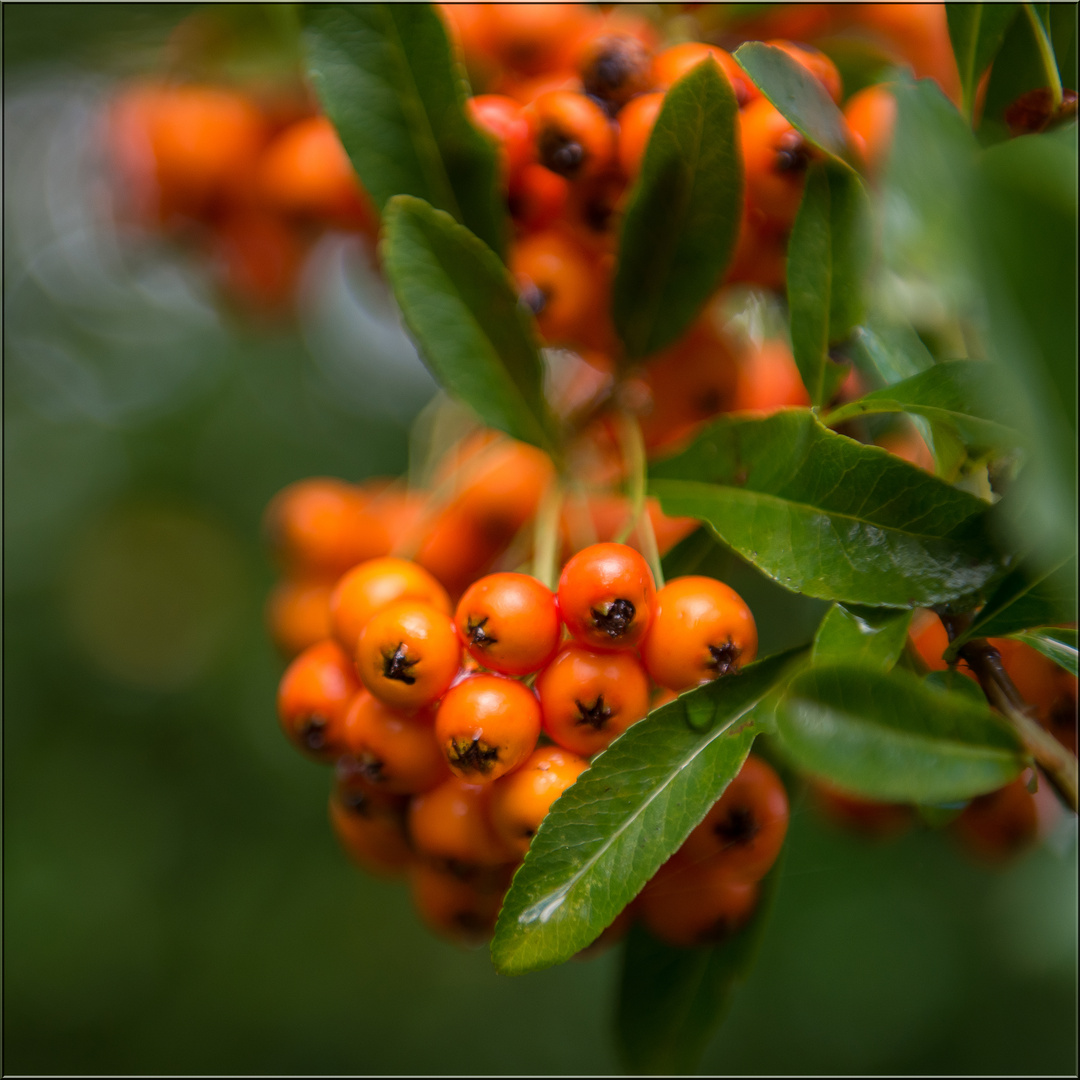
265, 430, 780, 944
107, 81, 376, 313
811, 612, 1077, 859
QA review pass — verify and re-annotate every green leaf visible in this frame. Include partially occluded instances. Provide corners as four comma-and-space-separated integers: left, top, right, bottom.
490, 649, 804, 975
776, 664, 1027, 802
787, 163, 871, 404
381, 196, 558, 456
813, 604, 912, 670
615, 858, 783, 1075
945, 555, 1077, 659
613, 58, 742, 360
1007, 627, 1079, 676
649, 411, 1000, 608
823, 360, 1023, 453
304, 3, 505, 253
946, 4, 1021, 119
733, 41, 854, 164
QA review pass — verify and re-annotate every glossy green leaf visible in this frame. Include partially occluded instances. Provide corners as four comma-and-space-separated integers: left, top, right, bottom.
733, 41, 853, 164
776, 664, 1026, 802
615, 858, 783, 1075
382, 196, 558, 455
304, 3, 504, 253
1007, 627, 1079, 676
649, 411, 1000, 607
613, 58, 742, 360
946, 4, 1021, 119
490, 650, 804, 975
945, 555, 1077, 659
813, 604, 912, 670
787, 163, 870, 404
823, 360, 1022, 453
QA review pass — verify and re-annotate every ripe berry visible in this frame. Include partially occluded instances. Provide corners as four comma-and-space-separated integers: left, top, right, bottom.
843, 83, 897, 179
766, 40, 843, 102
277, 640, 361, 761
642, 576, 758, 692
953, 777, 1039, 862
410, 862, 511, 943
455, 572, 560, 676
330, 557, 450, 654
679, 755, 789, 883
356, 600, 461, 712
339, 691, 448, 795
408, 775, 517, 871
740, 96, 814, 231
578, 32, 654, 114
266, 577, 334, 657
489, 746, 589, 855
652, 43, 754, 106
467, 94, 535, 178
536, 644, 652, 757
527, 90, 616, 181
557, 542, 657, 651
616, 91, 664, 178
434, 674, 542, 783
329, 785, 413, 876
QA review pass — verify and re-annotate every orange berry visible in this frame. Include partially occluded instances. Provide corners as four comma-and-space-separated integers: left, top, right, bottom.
642, 576, 758, 692
578, 32, 654, 114
408, 775, 517, 870
339, 691, 448, 795
330, 557, 450, 655
435, 674, 542, 783
953, 778, 1039, 862
558, 542, 657, 651
480, 4, 591, 77
467, 94, 535, 179
766, 40, 842, 102
356, 600, 461, 711
329, 785, 413, 876
489, 746, 589, 855
652, 43, 755, 106
508, 162, 571, 230
616, 91, 664, 178
527, 90, 616, 181
843, 83, 897, 179
277, 640, 361, 761
732, 338, 811, 413
213, 209, 305, 313
410, 862, 511, 943
536, 644, 652, 757
679, 755, 788, 882
812, 780, 912, 839
740, 96, 814, 232
266, 577, 334, 657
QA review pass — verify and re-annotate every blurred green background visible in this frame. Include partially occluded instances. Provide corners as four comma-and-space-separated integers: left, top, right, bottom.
4, 5, 1077, 1074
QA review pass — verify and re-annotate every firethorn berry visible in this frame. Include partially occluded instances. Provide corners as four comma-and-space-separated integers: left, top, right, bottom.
616, 91, 664, 178
510, 228, 602, 345
578, 32, 654, 114
642, 576, 758, 692
724, 211, 789, 292
732, 339, 812, 413
434, 674, 542, 783
878, 429, 935, 472
740, 96, 814, 231
408, 775, 517, 870
637, 858, 760, 947
330, 557, 450, 655
339, 691, 448, 795
766, 40, 843, 102
489, 746, 589, 855
277, 640, 361, 761
843, 83, 897, 179
329, 785, 414, 876
527, 91, 616, 181
812, 780, 912, 839
466, 94, 535, 178
557, 542, 656, 651
652, 43, 755, 106
508, 162, 571, 230
356, 600, 461, 712
264, 477, 389, 578
257, 115, 375, 231
536, 644, 652, 757
680, 755, 788, 881
213, 209, 306, 313
953, 777, 1039, 862
455, 572, 560, 676
410, 862, 510, 943
266, 577, 334, 657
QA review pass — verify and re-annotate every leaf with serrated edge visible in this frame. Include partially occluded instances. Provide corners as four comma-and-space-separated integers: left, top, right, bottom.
823, 360, 1022, 452
382, 196, 559, 456
734, 41, 853, 164
776, 664, 1026, 802
945, 554, 1077, 659
613, 57, 742, 360
491, 649, 804, 975
813, 604, 912, 670
1007, 628, 1078, 676
304, 3, 504, 252
615, 855, 783, 1074
649, 411, 1000, 607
